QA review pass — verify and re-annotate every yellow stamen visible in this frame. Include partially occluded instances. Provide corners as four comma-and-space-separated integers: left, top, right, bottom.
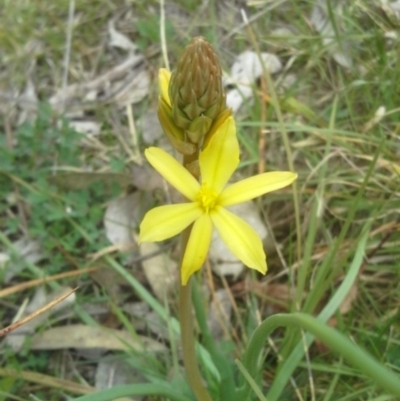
197, 184, 218, 213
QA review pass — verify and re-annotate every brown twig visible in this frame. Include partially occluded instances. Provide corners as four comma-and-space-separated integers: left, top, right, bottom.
0, 267, 97, 299
0, 287, 77, 336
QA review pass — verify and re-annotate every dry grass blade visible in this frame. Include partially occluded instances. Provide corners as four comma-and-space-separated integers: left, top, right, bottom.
0, 367, 95, 395
0, 287, 78, 337
0, 267, 98, 299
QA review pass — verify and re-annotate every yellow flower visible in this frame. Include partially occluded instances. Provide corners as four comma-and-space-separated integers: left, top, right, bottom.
139, 116, 297, 285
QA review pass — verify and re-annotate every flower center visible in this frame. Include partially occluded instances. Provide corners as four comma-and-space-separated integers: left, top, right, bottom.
197, 183, 218, 213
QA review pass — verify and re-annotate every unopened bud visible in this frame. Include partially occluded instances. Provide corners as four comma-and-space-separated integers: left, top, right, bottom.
168, 37, 226, 144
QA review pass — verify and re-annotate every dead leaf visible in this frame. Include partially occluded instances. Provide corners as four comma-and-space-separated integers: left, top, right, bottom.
139, 242, 178, 301
310, 0, 353, 69
111, 69, 150, 107
139, 109, 164, 145
108, 20, 137, 52
227, 51, 282, 85
122, 302, 150, 332
225, 51, 282, 112
30, 324, 166, 352
123, 302, 171, 341
95, 359, 143, 401
104, 193, 139, 249
207, 289, 232, 341
226, 86, 253, 113
50, 54, 144, 111
68, 120, 101, 136
144, 311, 171, 341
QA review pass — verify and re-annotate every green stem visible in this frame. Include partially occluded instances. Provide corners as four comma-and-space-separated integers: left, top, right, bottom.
179, 278, 212, 401
179, 153, 212, 401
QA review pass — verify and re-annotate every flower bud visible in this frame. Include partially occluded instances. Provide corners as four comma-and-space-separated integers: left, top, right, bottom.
168, 37, 226, 144
158, 69, 196, 155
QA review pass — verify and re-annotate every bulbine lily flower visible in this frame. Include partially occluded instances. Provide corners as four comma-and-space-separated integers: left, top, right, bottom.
139, 116, 297, 285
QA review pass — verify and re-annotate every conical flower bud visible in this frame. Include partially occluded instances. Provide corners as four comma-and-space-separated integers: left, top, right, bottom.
168, 37, 227, 144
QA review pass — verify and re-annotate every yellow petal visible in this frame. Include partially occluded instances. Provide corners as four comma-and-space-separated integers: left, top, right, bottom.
181, 214, 213, 285
139, 203, 202, 242
199, 116, 239, 194
202, 108, 232, 149
219, 172, 298, 206
211, 207, 267, 274
145, 147, 200, 200
159, 68, 171, 107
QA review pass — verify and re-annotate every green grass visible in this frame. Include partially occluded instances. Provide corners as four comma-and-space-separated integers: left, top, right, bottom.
0, 0, 399, 400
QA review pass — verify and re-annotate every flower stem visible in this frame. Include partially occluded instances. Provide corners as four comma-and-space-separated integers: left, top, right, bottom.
179, 153, 212, 401
179, 276, 212, 401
